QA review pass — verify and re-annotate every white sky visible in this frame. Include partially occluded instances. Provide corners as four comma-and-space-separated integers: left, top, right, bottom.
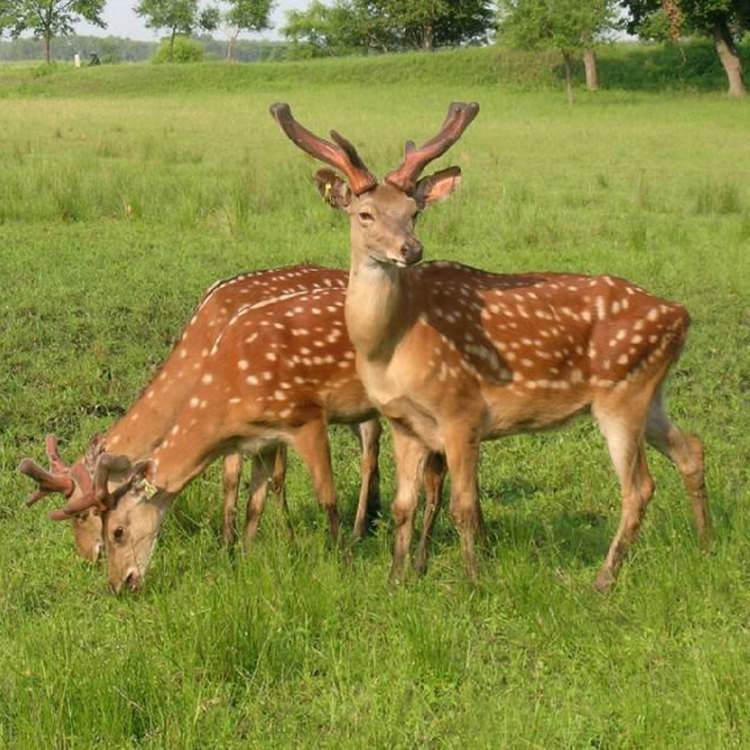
75, 1, 316, 42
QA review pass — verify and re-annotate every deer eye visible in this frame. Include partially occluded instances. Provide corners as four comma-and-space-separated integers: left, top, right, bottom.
358, 211, 374, 223
113, 526, 125, 542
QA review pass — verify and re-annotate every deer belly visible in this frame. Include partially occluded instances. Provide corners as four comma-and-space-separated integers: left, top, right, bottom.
483, 383, 591, 437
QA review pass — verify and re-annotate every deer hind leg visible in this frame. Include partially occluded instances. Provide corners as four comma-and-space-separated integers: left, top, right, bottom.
444, 432, 482, 584
645, 390, 711, 545
270, 444, 295, 542
593, 397, 655, 592
389, 428, 430, 584
243, 448, 276, 550
291, 419, 340, 543
414, 452, 447, 576
351, 418, 382, 540
222, 452, 243, 547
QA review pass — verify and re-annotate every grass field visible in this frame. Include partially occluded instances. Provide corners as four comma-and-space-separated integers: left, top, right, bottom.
1, 56, 750, 746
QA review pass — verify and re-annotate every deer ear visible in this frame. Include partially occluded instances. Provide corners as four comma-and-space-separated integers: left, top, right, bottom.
414, 166, 462, 209
314, 168, 352, 210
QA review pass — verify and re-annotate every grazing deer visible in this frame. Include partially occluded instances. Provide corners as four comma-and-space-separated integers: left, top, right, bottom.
22, 286, 446, 593
20, 267, 383, 563
270, 101, 710, 588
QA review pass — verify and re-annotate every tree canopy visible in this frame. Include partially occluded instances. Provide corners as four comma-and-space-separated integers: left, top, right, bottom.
283, 0, 493, 57
622, 0, 749, 95
135, 0, 220, 60
1, 0, 106, 62
223, 0, 276, 60
497, 0, 619, 102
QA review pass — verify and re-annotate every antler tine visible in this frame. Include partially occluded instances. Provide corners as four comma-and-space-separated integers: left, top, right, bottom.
45, 434, 68, 474
385, 101, 480, 195
19, 457, 75, 506
269, 103, 378, 195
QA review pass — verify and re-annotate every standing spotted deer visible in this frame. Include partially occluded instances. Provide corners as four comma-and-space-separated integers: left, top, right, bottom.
20, 267, 383, 563
270, 101, 710, 588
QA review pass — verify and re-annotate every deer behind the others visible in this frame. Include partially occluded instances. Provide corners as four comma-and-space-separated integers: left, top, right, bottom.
270, 101, 710, 589
20, 267, 383, 566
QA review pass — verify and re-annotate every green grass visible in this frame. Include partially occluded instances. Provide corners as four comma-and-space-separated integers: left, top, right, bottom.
1, 54, 750, 746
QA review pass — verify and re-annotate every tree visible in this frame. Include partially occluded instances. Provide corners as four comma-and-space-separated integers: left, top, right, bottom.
497, 0, 619, 103
134, 0, 219, 61
283, 0, 493, 56
2, 0, 106, 63
622, 0, 749, 97
224, 0, 275, 61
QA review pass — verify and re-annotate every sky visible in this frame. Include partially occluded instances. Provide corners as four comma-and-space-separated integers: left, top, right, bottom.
75, 1, 315, 42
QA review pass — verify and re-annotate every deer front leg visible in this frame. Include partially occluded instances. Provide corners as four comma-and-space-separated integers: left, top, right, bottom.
243, 449, 276, 550
222, 452, 243, 547
290, 419, 340, 543
444, 429, 482, 584
414, 452, 447, 576
270, 444, 294, 542
389, 427, 430, 584
351, 418, 382, 540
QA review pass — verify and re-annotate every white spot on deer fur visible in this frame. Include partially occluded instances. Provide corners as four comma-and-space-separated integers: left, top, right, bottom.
595, 297, 606, 320
147, 390, 154, 399
647, 308, 659, 321
649, 334, 658, 343
266, 352, 277, 362
131, 413, 139, 422
110, 435, 121, 446
238, 360, 249, 370
201, 374, 213, 385
246, 375, 259, 386
263, 372, 273, 381
171, 425, 180, 436
632, 335, 643, 344
273, 390, 286, 401
229, 398, 241, 405
611, 301, 621, 315
581, 310, 592, 323
200, 400, 208, 409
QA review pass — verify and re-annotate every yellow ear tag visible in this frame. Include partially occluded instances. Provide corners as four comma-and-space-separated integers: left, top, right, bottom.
324, 183, 334, 205
141, 478, 159, 500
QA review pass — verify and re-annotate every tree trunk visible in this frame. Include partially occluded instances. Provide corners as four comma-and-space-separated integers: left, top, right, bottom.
583, 48, 599, 91
562, 50, 574, 105
422, 21, 433, 51
712, 18, 746, 97
44, 31, 51, 64
227, 32, 238, 62
169, 27, 176, 62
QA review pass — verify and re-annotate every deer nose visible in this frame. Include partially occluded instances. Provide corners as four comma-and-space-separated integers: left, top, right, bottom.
401, 240, 423, 265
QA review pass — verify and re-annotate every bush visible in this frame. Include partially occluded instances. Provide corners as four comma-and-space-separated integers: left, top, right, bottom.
152, 36, 204, 64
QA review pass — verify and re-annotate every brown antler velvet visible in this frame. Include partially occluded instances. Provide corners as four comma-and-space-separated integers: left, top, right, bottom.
384, 101, 480, 195
19, 434, 75, 507
270, 103, 378, 195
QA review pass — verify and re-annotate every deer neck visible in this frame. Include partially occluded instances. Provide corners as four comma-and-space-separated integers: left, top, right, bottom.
345, 245, 410, 362
102, 403, 169, 461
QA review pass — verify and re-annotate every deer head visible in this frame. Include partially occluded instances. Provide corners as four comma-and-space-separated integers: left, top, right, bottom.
269, 102, 479, 268
97, 461, 164, 594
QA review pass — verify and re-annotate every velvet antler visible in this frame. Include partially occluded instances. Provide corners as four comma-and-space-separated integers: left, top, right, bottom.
270, 103, 378, 195
384, 102, 480, 195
